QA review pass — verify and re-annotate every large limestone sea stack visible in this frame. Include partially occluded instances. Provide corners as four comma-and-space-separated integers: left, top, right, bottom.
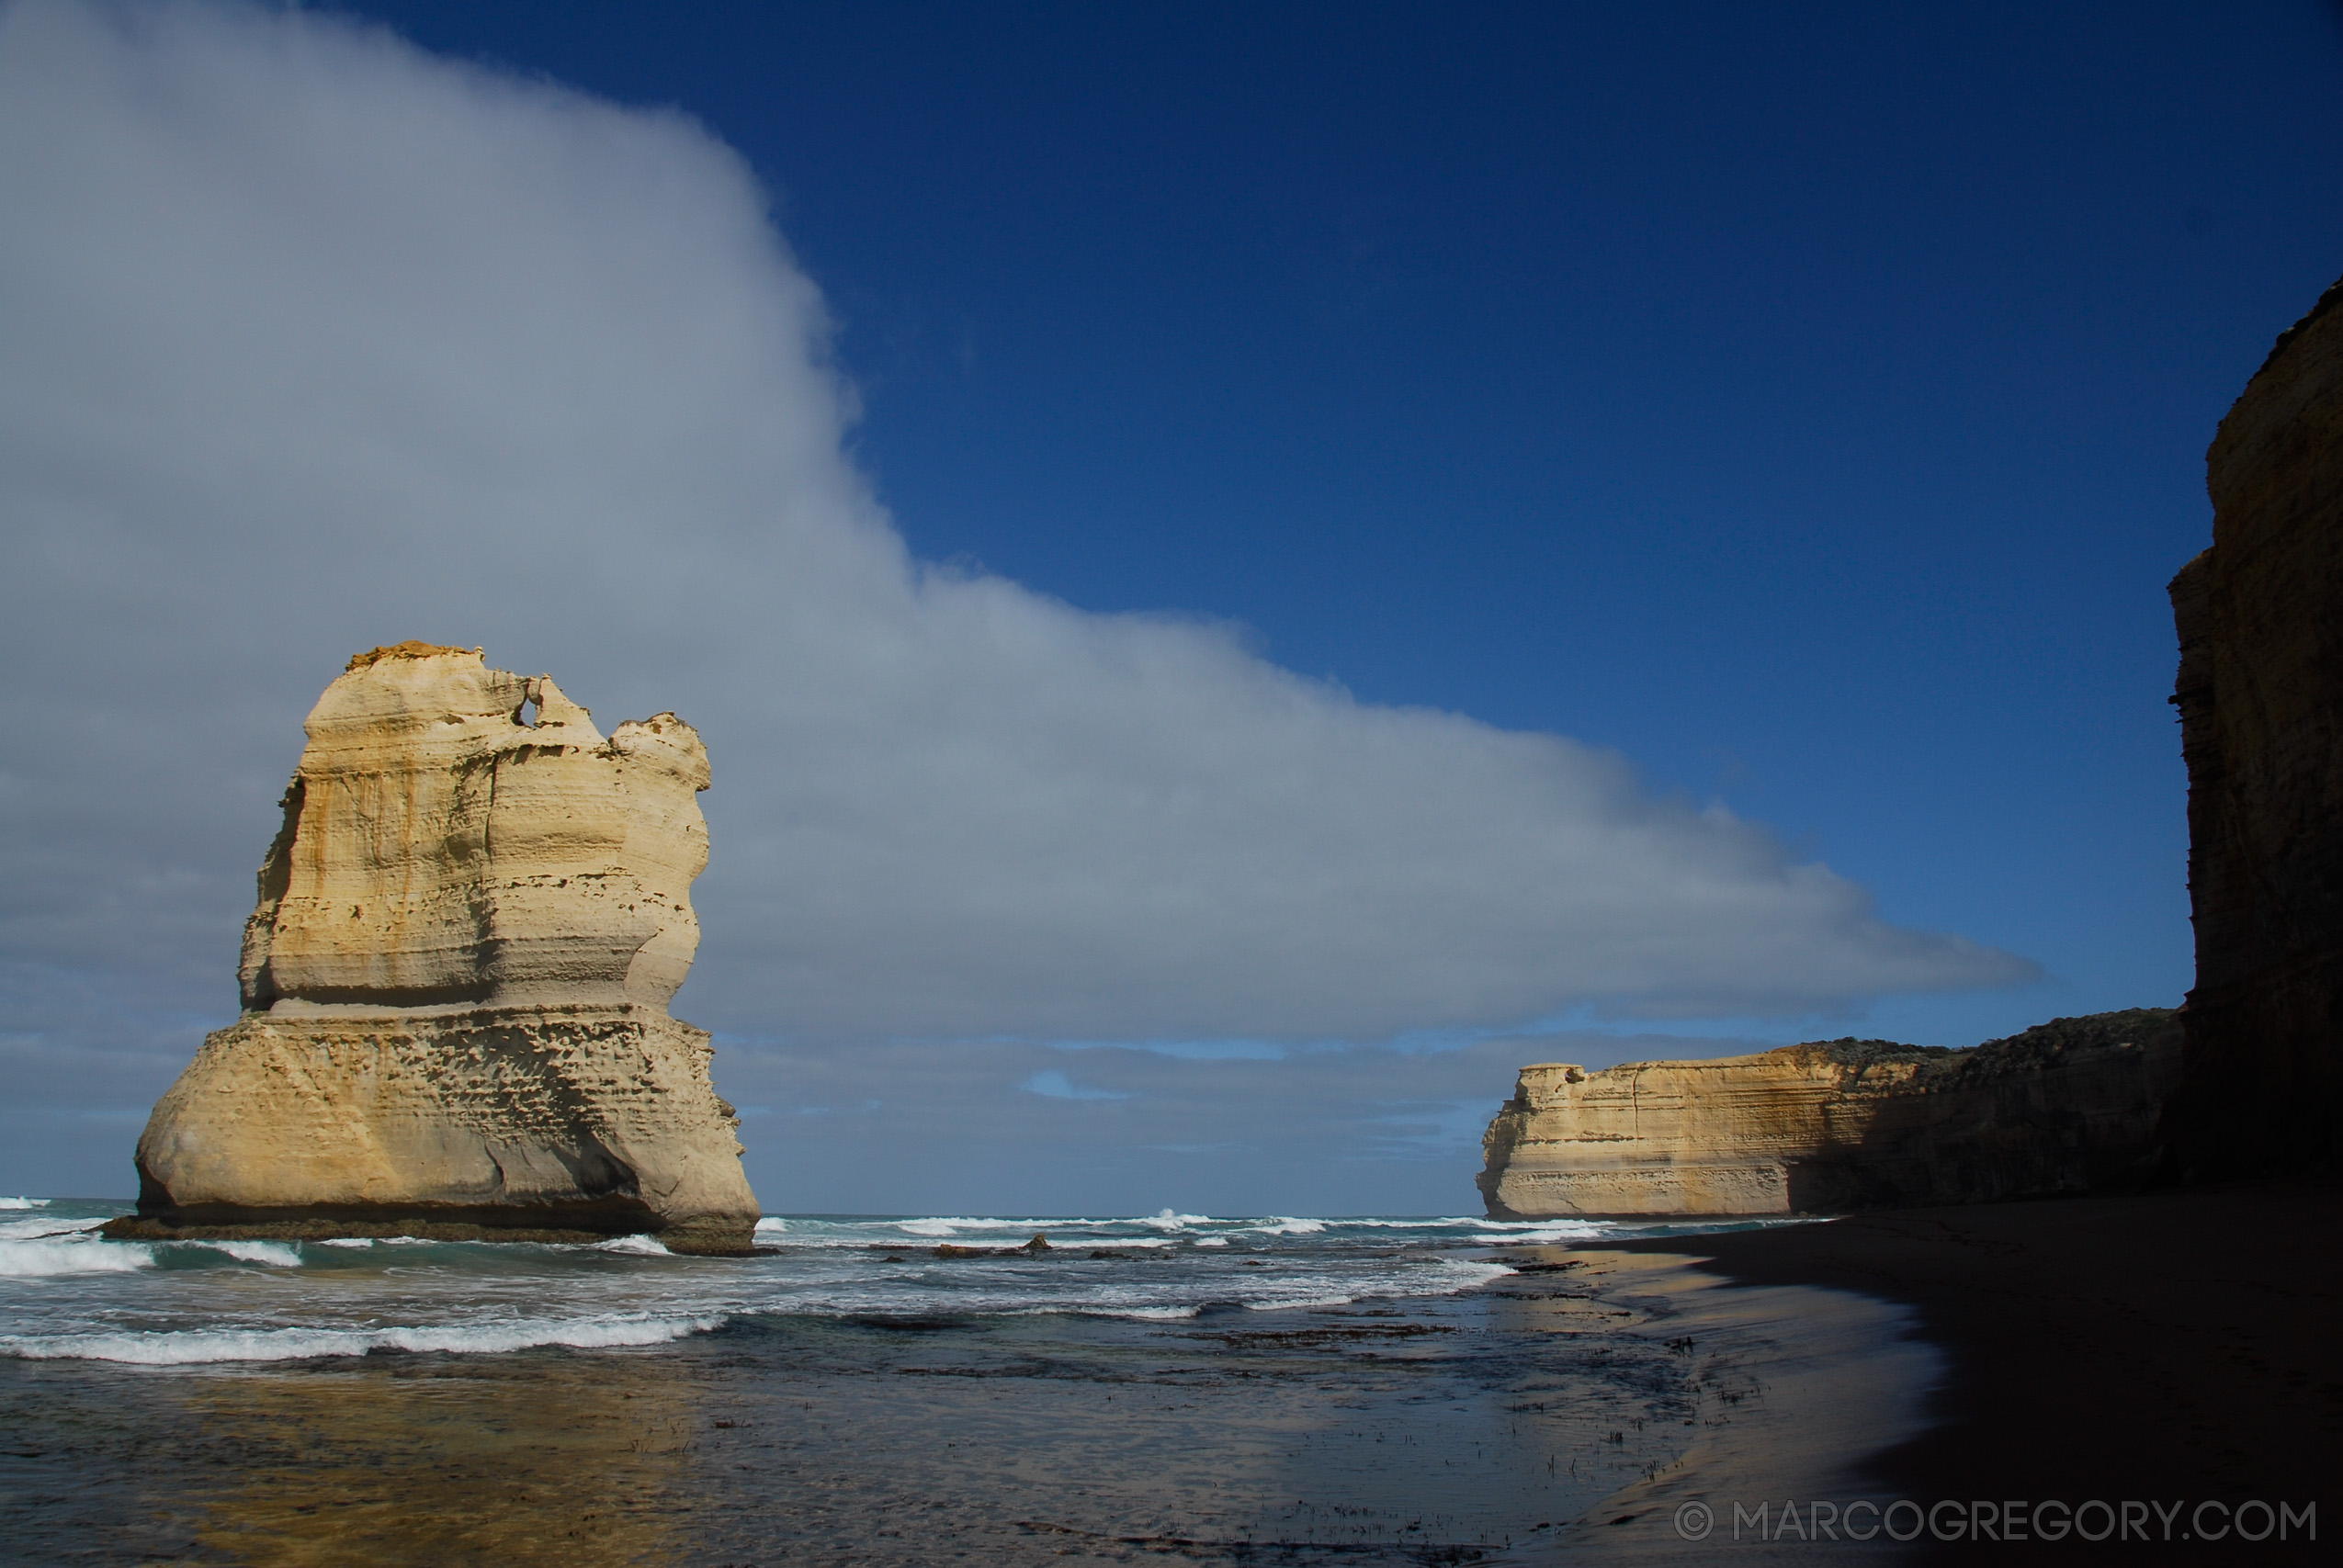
113, 643, 761, 1255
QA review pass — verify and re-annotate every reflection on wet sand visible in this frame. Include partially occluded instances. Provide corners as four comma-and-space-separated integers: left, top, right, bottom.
180, 1352, 699, 1567
1521, 1249, 1939, 1563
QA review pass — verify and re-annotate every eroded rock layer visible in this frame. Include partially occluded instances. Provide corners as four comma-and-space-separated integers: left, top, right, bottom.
1477, 1010, 2179, 1217
121, 644, 760, 1254
2163, 274, 2343, 1179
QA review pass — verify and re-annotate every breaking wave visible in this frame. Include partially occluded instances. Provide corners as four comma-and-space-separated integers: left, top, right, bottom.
180, 1239, 302, 1267
0, 1236, 152, 1278
1, 1314, 723, 1365
0, 1200, 1796, 1366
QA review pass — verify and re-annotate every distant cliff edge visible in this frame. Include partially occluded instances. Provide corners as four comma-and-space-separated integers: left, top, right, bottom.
108, 643, 761, 1255
1477, 1010, 2180, 1218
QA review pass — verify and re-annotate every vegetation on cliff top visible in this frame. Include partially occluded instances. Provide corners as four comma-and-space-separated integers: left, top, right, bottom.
1805, 1008, 2179, 1089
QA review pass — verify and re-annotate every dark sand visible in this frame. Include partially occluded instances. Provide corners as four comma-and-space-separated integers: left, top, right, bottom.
1534, 1180, 2340, 1562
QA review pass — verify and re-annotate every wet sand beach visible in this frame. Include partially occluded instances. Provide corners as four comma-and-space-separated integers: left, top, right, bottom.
1545, 1181, 2340, 1562
1509, 1252, 1933, 1564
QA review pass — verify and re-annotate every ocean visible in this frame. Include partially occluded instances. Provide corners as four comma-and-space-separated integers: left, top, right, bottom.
1, 1199, 1805, 1564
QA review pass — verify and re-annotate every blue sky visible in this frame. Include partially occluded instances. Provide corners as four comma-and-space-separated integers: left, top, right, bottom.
2, 1, 2340, 1210
336, 0, 2343, 1043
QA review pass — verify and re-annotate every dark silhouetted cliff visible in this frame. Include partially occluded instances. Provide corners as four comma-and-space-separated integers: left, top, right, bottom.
2163, 273, 2343, 1179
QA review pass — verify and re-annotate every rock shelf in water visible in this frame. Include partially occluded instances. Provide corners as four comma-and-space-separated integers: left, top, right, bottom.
112, 643, 760, 1255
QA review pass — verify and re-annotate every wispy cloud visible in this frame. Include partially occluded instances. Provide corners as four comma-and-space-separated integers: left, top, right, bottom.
1021, 1070, 1132, 1101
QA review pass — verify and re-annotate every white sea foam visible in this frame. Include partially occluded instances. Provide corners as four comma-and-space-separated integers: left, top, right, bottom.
1243, 1292, 1361, 1312
1215, 1258, 1515, 1315
0, 1211, 1667, 1364
1460, 1217, 1649, 1239
1439, 1259, 1519, 1287
0, 1237, 153, 1277
0, 1197, 52, 1210
1493, 1223, 1621, 1244
0, 1216, 102, 1242
893, 1216, 1095, 1236
0, 1314, 723, 1365
178, 1239, 303, 1267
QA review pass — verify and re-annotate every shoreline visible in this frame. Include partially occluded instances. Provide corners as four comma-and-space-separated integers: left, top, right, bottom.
1496, 1246, 1935, 1563
1538, 1180, 2339, 1561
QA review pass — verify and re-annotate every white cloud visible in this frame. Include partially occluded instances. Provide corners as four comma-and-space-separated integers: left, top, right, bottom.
0, 0, 2032, 1111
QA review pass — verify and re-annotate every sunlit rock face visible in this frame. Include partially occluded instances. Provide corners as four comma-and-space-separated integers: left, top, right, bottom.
2164, 274, 2343, 1179
1477, 1011, 2180, 1217
125, 644, 760, 1254
236, 642, 711, 1011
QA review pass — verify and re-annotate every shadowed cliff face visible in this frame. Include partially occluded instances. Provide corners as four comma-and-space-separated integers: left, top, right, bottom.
2164, 274, 2343, 1179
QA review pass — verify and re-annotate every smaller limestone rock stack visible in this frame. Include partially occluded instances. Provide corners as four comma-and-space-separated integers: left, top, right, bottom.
1477, 1010, 2180, 1218
117, 643, 761, 1254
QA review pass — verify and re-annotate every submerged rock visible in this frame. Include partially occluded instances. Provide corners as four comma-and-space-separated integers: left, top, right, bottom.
116, 643, 760, 1254
1477, 1010, 2180, 1217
